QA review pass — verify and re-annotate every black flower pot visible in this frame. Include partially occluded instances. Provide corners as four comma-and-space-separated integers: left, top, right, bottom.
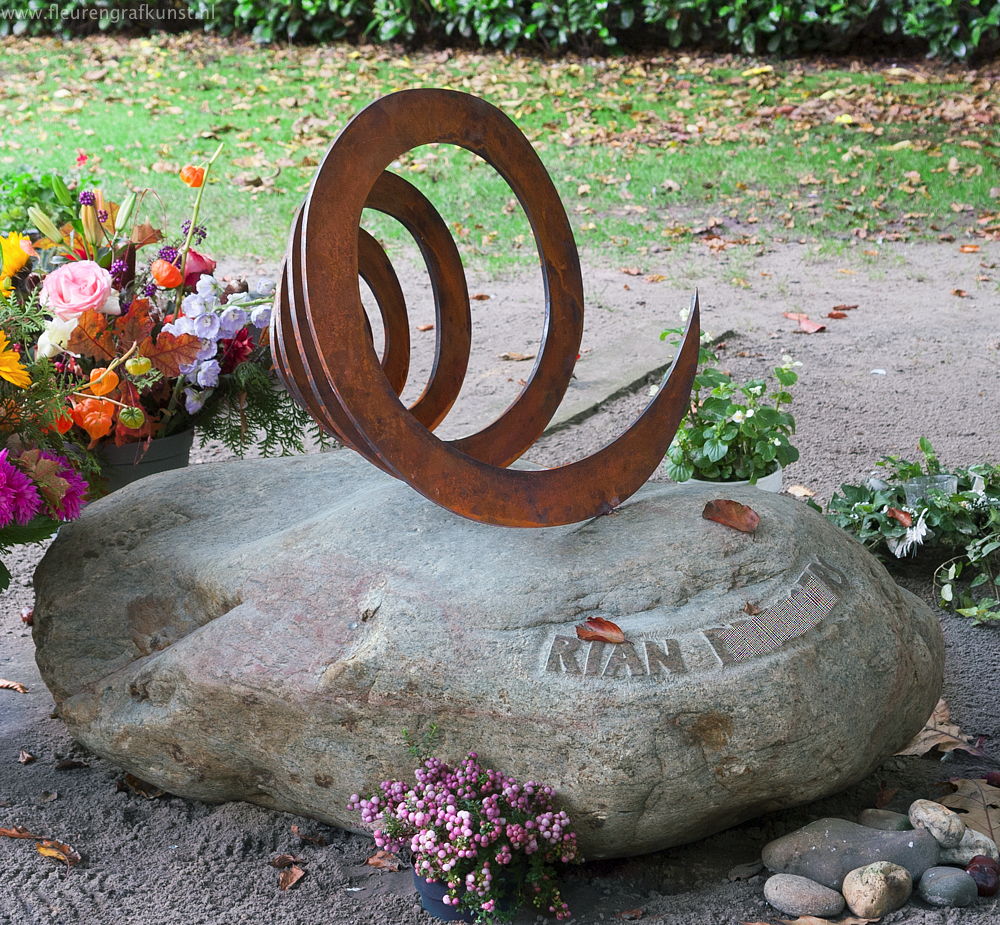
412, 868, 475, 923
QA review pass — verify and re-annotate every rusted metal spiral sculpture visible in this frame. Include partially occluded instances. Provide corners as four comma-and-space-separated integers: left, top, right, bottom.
272, 88, 700, 528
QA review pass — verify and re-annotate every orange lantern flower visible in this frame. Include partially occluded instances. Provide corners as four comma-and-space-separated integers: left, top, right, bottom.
70, 398, 114, 447
151, 258, 183, 289
179, 165, 205, 188
45, 410, 74, 435
88, 367, 120, 397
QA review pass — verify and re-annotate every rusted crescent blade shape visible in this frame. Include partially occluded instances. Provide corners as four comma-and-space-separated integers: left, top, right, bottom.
273, 88, 700, 527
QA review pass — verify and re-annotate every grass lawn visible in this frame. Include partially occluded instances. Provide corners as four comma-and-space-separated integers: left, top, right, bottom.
1, 34, 998, 271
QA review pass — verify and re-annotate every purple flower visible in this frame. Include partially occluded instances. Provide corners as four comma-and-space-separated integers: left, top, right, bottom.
97, 209, 109, 224
218, 306, 248, 338
162, 316, 196, 338
181, 293, 211, 317
183, 387, 210, 415
181, 220, 208, 244
0, 450, 42, 527
191, 312, 221, 341
110, 258, 128, 284
78, 190, 96, 206
250, 304, 272, 329
38, 452, 87, 521
195, 339, 218, 362
194, 359, 220, 388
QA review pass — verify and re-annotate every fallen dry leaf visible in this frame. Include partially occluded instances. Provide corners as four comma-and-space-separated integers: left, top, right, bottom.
886, 507, 913, 527
18, 750, 35, 765
471, 293, 491, 301
0, 679, 28, 694
782, 312, 826, 333
116, 774, 166, 799
743, 601, 762, 615
643, 273, 667, 283
779, 917, 876, 925
290, 824, 328, 845
0, 826, 41, 839
269, 853, 303, 869
960, 244, 981, 253
416, 323, 434, 332
896, 698, 987, 758
366, 849, 403, 871
38, 790, 58, 803
278, 865, 306, 890
786, 485, 816, 499
939, 778, 1000, 841
498, 351, 536, 362
831, 304, 859, 311
952, 288, 969, 298
37, 838, 81, 867
619, 266, 642, 276
618, 910, 644, 921
827, 311, 849, 319
55, 759, 89, 771
575, 616, 626, 644
728, 859, 764, 880
20, 608, 32, 625
703, 499, 760, 533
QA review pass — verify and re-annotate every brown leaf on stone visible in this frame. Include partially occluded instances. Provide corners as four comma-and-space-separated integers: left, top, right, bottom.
742, 601, 762, 615
498, 351, 536, 362
55, 759, 89, 771
290, 824, 328, 845
269, 853, 303, 869
575, 616, 626, 644
471, 293, 491, 301
116, 773, 166, 799
939, 778, 1000, 842
703, 499, 760, 533
960, 244, 981, 253
952, 288, 969, 298
0, 825, 41, 839
619, 266, 642, 276
416, 323, 434, 332
366, 849, 402, 871
896, 698, 987, 758
827, 311, 849, 319
37, 838, 80, 867
886, 507, 913, 527
66, 310, 116, 362
0, 679, 28, 694
831, 304, 859, 311
278, 865, 305, 890
18, 750, 35, 765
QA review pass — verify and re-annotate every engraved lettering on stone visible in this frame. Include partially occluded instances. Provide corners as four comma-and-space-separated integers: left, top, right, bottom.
585, 640, 606, 676
644, 639, 687, 676
546, 635, 583, 675
602, 641, 647, 678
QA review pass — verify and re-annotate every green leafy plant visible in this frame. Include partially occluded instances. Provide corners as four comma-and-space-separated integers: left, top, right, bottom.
660, 326, 799, 484
826, 439, 1000, 625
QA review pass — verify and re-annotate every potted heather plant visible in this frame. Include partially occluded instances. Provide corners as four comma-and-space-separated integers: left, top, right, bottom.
349, 746, 580, 923
660, 324, 800, 490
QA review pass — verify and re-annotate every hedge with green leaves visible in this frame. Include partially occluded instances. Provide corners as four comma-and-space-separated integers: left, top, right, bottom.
2, 0, 998, 60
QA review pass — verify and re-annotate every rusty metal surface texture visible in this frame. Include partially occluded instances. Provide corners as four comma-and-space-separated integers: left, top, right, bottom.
272, 88, 700, 527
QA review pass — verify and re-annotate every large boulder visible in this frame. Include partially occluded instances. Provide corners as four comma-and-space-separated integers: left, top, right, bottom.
34, 451, 943, 858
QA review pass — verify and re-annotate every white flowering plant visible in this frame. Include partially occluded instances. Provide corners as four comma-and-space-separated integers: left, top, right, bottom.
826, 439, 1000, 624
659, 326, 799, 484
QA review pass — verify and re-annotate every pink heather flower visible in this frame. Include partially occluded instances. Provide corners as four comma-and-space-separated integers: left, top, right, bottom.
0, 450, 42, 527
39, 452, 88, 521
41, 260, 118, 321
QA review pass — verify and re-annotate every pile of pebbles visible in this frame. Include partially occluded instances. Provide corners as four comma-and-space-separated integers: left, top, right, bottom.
760, 799, 999, 918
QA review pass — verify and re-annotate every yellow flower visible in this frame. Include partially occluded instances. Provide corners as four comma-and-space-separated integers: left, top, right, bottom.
0, 330, 31, 389
1, 232, 32, 285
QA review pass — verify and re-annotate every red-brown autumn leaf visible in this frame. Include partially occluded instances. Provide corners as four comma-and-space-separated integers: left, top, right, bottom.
960, 244, 981, 253
782, 312, 826, 334
138, 331, 202, 378
20, 608, 32, 625
0, 679, 28, 694
113, 299, 155, 348
366, 849, 402, 871
832, 303, 859, 311
130, 222, 163, 247
116, 773, 166, 798
269, 853, 303, 869
702, 499, 760, 533
37, 838, 81, 867
827, 311, 849, 319
0, 826, 41, 839
575, 616, 626, 644
416, 323, 434, 332
278, 865, 306, 890
18, 750, 35, 765
897, 699, 988, 758
471, 293, 491, 301
66, 310, 116, 362
952, 288, 969, 298
886, 507, 913, 527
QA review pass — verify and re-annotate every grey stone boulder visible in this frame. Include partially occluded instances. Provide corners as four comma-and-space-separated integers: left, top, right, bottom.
842, 861, 912, 918
34, 451, 944, 858
859, 809, 913, 831
941, 827, 999, 865
909, 799, 966, 848
762, 818, 940, 889
763, 873, 845, 917
917, 866, 979, 907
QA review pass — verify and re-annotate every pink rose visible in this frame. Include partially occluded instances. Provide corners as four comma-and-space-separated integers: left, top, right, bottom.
184, 249, 217, 287
41, 261, 118, 322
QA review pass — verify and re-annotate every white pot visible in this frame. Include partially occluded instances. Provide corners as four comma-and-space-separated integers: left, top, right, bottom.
683, 465, 783, 493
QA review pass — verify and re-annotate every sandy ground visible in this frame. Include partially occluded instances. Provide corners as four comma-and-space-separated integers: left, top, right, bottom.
1, 239, 998, 924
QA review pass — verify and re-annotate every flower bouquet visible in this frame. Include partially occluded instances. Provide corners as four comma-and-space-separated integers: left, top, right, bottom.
349, 751, 580, 922
1, 146, 319, 486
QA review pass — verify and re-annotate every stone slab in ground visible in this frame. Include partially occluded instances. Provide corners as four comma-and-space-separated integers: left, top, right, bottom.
33, 449, 943, 858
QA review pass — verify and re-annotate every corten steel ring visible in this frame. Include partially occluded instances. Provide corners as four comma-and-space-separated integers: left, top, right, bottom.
273, 88, 701, 527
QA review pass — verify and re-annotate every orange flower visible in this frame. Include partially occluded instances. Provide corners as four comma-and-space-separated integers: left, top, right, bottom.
71, 398, 114, 447
88, 367, 120, 396
47, 410, 74, 435
151, 258, 183, 289
179, 165, 205, 188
